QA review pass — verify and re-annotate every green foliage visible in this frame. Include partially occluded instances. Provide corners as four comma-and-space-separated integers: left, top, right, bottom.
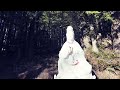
86, 11, 100, 15
86, 11, 113, 21
86, 11, 101, 19
26, 11, 41, 20
41, 11, 63, 27
42, 11, 50, 25
101, 12, 113, 21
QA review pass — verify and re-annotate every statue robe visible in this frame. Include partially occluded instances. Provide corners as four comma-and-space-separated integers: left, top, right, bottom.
55, 40, 96, 79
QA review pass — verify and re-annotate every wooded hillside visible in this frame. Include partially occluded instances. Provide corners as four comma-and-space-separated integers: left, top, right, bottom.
0, 11, 119, 79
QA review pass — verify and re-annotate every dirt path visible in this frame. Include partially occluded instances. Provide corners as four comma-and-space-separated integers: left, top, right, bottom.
0, 53, 119, 79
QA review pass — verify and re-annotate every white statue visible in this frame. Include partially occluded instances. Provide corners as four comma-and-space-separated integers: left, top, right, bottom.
54, 26, 96, 79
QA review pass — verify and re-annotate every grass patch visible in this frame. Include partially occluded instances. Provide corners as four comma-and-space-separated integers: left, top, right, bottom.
85, 47, 120, 71
91, 47, 118, 60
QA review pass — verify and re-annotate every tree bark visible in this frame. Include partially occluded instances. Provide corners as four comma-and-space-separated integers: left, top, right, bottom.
27, 19, 35, 61
91, 38, 99, 53
83, 36, 91, 49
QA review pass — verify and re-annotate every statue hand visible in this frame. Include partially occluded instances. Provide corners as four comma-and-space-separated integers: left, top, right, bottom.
72, 60, 79, 66
69, 46, 73, 55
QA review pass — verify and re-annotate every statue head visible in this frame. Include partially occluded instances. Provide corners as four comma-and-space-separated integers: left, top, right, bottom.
66, 26, 75, 43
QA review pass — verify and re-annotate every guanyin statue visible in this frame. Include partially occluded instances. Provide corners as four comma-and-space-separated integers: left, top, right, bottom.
54, 26, 96, 79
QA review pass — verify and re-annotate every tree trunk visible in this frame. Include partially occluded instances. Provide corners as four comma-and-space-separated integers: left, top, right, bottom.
91, 38, 99, 53
83, 36, 91, 50
27, 19, 35, 61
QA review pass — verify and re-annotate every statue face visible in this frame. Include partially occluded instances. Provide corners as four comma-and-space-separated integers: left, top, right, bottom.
66, 26, 75, 43
66, 32, 74, 41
